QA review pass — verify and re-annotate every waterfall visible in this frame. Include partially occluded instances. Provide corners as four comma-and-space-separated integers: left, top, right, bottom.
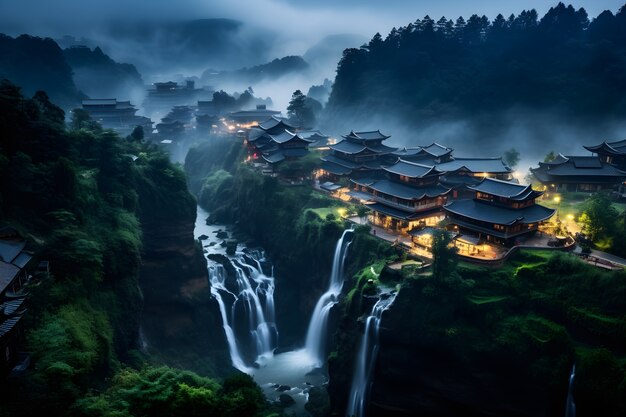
305, 228, 355, 367
208, 250, 278, 372
346, 291, 398, 417
565, 364, 576, 417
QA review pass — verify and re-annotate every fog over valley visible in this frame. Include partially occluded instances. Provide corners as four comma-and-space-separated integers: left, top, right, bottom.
1, 3, 626, 417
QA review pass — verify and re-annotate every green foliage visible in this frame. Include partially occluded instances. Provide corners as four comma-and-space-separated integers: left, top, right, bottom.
71, 367, 276, 417
287, 89, 317, 128
199, 169, 234, 209
503, 147, 520, 169
431, 229, 458, 280
327, 5, 626, 127
578, 193, 618, 241
0, 80, 194, 417
544, 151, 557, 163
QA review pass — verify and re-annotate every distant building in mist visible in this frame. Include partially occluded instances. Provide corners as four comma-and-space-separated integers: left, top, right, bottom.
144, 80, 212, 114
81, 99, 153, 136
226, 105, 281, 128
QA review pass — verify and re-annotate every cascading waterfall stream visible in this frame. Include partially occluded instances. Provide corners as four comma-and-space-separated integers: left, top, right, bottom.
305, 227, 355, 367
565, 364, 576, 417
346, 291, 398, 417
209, 264, 249, 372
206, 248, 278, 372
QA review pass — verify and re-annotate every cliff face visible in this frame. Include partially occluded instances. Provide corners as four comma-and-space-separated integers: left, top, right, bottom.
329, 276, 570, 417
136, 177, 231, 376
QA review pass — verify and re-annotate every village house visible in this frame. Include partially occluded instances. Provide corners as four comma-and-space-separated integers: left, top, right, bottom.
444, 178, 556, 252
245, 116, 314, 169
350, 159, 451, 233
226, 105, 281, 129
81, 99, 153, 136
531, 154, 626, 193
584, 139, 626, 170
319, 130, 398, 181
0, 228, 36, 377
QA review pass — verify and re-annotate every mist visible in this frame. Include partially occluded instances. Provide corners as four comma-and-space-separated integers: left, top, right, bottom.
2, 0, 623, 78
319, 106, 626, 175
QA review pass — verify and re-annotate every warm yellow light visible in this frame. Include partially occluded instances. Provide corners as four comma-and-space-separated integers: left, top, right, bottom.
566, 214, 574, 221
337, 208, 347, 217
554, 196, 561, 203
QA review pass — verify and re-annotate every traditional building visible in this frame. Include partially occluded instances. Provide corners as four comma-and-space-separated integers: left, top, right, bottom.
392, 143, 453, 164
530, 154, 626, 192
155, 118, 185, 138
350, 159, 451, 233
298, 130, 333, 150
260, 130, 314, 164
81, 99, 153, 136
227, 105, 281, 128
436, 157, 513, 187
196, 114, 220, 134
144, 80, 211, 113
319, 130, 398, 180
584, 139, 626, 170
245, 117, 313, 165
0, 230, 33, 377
444, 178, 555, 246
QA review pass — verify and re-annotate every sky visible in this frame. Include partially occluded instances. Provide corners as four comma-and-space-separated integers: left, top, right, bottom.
1, 0, 624, 53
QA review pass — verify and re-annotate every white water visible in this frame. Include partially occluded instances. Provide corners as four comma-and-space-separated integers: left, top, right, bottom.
195, 207, 278, 372
304, 228, 355, 367
346, 291, 398, 417
565, 364, 576, 417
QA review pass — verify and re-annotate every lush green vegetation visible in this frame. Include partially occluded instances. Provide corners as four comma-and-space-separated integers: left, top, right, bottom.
326, 3, 626, 131
185, 137, 395, 344
0, 80, 274, 417
330, 249, 626, 416
71, 367, 280, 417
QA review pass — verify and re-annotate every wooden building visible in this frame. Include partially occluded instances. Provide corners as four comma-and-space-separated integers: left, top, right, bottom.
530, 154, 626, 192
0, 232, 33, 377
319, 130, 398, 180
584, 139, 626, 170
350, 159, 451, 233
227, 105, 281, 128
444, 178, 555, 246
392, 143, 453, 164
246, 117, 313, 166
81, 99, 153, 136
436, 157, 513, 187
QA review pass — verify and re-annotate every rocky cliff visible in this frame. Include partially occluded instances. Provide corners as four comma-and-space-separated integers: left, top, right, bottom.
136, 163, 231, 376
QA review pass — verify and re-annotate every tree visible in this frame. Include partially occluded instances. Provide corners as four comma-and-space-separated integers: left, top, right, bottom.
503, 148, 520, 169
212, 90, 237, 114
131, 125, 144, 141
578, 193, 618, 241
544, 151, 557, 163
355, 205, 371, 223
287, 90, 316, 128
431, 229, 458, 279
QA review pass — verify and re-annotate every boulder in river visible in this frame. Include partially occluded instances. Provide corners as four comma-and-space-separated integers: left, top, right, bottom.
279, 393, 295, 407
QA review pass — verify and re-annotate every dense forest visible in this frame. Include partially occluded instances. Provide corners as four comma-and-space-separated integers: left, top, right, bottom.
0, 81, 280, 417
326, 3, 626, 128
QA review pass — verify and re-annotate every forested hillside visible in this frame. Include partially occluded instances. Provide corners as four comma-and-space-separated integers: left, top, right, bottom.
0, 80, 279, 417
326, 3, 626, 129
